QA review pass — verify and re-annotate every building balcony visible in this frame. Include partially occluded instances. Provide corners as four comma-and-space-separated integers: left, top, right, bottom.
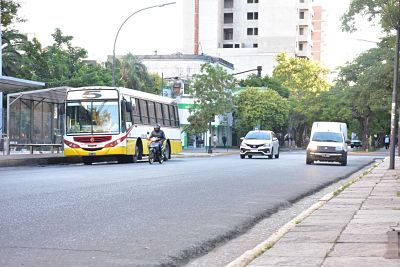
296, 43, 312, 59
298, 18, 313, 27
297, 34, 312, 44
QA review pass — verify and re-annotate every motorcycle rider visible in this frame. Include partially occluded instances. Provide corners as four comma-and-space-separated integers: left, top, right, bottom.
148, 123, 166, 153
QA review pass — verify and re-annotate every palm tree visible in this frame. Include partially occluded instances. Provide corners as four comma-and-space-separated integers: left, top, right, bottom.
118, 53, 154, 92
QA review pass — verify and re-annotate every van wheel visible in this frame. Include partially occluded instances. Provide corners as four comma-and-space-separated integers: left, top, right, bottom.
306, 155, 313, 165
341, 157, 347, 166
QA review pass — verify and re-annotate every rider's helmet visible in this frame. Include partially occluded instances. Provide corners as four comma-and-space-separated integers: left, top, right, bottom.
154, 123, 161, 132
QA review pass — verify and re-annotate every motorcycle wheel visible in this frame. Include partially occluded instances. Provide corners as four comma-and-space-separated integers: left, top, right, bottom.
158, 151, 164, 164
149, 150, 154, 164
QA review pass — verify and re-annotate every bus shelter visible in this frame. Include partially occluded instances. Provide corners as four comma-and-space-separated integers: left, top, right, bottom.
4, 87, 70, 154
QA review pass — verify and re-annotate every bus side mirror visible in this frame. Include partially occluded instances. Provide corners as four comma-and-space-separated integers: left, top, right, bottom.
122, 100, 132, 113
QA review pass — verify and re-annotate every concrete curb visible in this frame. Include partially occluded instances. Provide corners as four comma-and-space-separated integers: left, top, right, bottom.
175, 152, 237, 158
0, 156, 82, 167
225, 159, 383, 267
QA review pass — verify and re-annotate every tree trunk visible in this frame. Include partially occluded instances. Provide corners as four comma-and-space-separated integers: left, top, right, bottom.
361, 115, 370, 151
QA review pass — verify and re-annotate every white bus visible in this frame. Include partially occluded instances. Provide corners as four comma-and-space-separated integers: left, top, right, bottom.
63, 86, 182, 164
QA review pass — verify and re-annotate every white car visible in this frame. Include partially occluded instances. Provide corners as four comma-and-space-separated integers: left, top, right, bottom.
240, 130, 280, 159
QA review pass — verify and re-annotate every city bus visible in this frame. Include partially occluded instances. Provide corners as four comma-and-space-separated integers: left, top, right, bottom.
63, 86, 182, 165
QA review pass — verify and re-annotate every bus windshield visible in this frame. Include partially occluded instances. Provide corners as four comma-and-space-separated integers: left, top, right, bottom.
66, 100, 119, 135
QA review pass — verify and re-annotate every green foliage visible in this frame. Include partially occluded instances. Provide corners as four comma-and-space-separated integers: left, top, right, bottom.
239, 74, 290, 98
1, 0, 24, 28
334, 38, 392, 148
272, 53, 330, 146
116, 53, 158, 93
18, 28, 113, 87
341, 0, 400, 32
234, 87, 289, 138
185, 64, 235, 134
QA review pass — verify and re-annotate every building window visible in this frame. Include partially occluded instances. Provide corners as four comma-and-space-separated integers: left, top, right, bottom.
247, 28, 258, 35
224, 0, 233, 8
224, 28, 233, 40
247, 12, 258, 20
299, 43, 304, 51
247, 0, 258, 3
300, 0, 305, 3
299, 27, 304, 35
224, 13, 233, 24
253, 43, 258, 48
299, 11, 305, 19
223, 44, 234, 48
235, 44, 240, 48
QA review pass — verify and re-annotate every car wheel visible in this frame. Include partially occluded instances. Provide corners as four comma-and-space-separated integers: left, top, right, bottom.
306, 155, 313, 165
240, 154, 245, 159
248, 155, 253, 159
275, 148, 280, 159
268, 149, 273, 159
350, 144, 354, 148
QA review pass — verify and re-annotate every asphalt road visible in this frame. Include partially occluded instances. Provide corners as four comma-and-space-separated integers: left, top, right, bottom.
0, 152, 379, 267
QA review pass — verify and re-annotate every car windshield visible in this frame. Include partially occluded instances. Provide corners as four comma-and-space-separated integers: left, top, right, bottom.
66, 100, 119, 135
312, 132, 343, 142
245, 131, 271, 140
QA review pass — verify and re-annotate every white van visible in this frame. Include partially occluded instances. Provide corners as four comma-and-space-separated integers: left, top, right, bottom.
306, 122, 349, 166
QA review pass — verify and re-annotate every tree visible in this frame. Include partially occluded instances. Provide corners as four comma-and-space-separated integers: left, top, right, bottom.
18, 29, 113, 87
238, 74, 290, 98
341, 0, 400, 32
1, 0, 24, 28
334, 39, 393, 149
234, 87, 289, 138
272, 53, 330, 146
2, 29, 26, 76
185, 63, 235, 134
116, 53, 155, 93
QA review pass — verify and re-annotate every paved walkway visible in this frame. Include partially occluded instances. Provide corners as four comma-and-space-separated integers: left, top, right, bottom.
238, 157, 400, 267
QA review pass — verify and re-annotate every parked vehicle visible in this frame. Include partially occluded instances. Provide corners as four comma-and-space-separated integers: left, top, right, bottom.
240, 130, 280, 159
350, 139, 362, 148
306, 122, 349, 166
148, 137, 164, 164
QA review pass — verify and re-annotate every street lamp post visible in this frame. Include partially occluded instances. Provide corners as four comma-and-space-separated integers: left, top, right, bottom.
112, 2, 176, 87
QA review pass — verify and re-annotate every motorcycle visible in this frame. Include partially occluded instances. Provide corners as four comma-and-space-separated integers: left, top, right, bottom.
148, 137, 164, 164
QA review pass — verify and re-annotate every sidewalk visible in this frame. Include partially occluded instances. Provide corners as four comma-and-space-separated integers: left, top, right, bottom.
228, 157, 400, 267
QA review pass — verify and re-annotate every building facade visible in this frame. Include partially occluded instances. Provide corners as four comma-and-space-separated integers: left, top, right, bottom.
183, 0, 315, 77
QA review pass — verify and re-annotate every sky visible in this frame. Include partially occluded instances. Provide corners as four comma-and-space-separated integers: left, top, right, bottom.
16, 0, 383, 72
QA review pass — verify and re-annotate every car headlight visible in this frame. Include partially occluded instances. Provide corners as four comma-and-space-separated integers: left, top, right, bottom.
307, 143, 318, 151
261, 143, 271, 148
335, 145, 344, 151
240, 142, 249, 148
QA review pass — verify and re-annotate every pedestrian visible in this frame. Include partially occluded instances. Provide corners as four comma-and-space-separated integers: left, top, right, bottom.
384, 135, 390, 149
222, 135, 227, 147
212, 134, 218, 149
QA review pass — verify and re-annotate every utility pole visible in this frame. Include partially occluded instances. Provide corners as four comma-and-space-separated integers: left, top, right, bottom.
389, 23, 400, 169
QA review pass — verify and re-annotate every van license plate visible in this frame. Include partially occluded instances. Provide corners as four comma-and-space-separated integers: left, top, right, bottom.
322, 153, 330, 158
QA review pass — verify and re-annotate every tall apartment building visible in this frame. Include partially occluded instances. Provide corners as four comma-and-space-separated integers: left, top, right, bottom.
183, 0, 314, 77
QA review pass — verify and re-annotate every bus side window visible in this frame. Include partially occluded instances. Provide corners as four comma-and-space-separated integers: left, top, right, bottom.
174, 106, 180, 127
162, 104, 171, 127
148, 101, 157, 125
169, 105, 176, 127
122, 99, 132, 123
132, 98, 141, 123
155, 102, 163, 126
139, 99, 149, 124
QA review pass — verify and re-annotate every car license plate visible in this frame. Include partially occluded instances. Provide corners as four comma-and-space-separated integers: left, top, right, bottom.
322, 153, 330, 158
89, 152, 96, 156
251, 149, 258, 152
